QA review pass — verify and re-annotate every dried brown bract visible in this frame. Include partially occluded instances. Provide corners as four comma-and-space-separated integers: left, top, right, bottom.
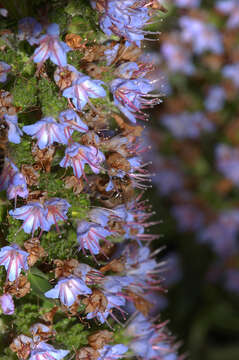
106, 152, 131, 176
24, 238, 46, 266
54, 66, 78, 90
85, 62, 108, 79
21, 164, 40, 186
30, 323, 56, 341
64, 175, 84, 194
65, 34, 87, 50
88, 330, 113, 350
54, 258, 79, 278
32, 144, 55, 172
127, 290, 152, 316
10, 334, 33, 360
41, 306, 59, 324
82, 289, 108, 314
4, 275, 31, 298
100, 258, 125, 273
76, 347, 100, 360
0, 90, 16, 117
81, 131, 100, 147
82, 44, 106, 63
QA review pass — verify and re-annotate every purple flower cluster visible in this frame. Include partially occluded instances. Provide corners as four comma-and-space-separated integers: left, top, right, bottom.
0, 61, 11, 82
216, 144, 239, 185
161, 111, 214, 139
179, 16, 223, 54
97, 0, 154, 47
0, 158, 28, 201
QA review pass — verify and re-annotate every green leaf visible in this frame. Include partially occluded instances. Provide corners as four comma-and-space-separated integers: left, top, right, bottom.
28, 267, 52, 302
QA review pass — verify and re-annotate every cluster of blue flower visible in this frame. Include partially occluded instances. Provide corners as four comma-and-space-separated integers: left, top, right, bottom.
0, 1, 182, 360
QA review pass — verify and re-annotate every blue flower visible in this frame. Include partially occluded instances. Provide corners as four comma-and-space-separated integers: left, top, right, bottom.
32, 23, 71, 67
45, 198, 71, 232
9, 201, 50, 235
0, 244, 29, 282
216, 1, 239, 29
18, 17, 42, 45
4, 114, 22, 144
45, 276, 92, 307
161, 40, 195, 75
111, 78, 160, 123
29, 342, 69, 360
0, 61, 11, 82
7, 171, 28, 201
216, 144, 239, 185
223, 63, 239, 88
23, 117, 67, 149
98, 0, 152, 47
179, 16, 223, 54
0, 294, 14, 315
97, 344, 128, 360
62, 74, 106, 111
59, 109, 88, 140
77, 220, 111, 259
204, 86, 225, 112
104, 44, 120, 65
60, 142, 105, 179
0, 158, 19, 192
161, 111, 214, 139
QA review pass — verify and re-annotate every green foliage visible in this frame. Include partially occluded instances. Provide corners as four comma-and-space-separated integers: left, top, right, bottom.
67, 50, 84, 70
38, 171, 66, 197
41, 228, 78, 261
0, 47, 34, 78
6, 216, 29, 246
13, 137, 34, 167
38, 78, 68, 117
28, 267, 52, 301
54, 318, 89, 349
12, 78, 38, 111
14, 301, 40, 334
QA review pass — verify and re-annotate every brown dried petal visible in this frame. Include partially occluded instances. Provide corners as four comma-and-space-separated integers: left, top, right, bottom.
82, 289, 108, 314
64, 176, 84, 194
21, 164, 40, 187
100, 258, 125, 273
54, 259, 79, 278
24, 238, 46, 266
41, 306, 59, 324
32, 144, 55, 172
127, 290, 152, 316
4, 275, 31, 299
106, 152, 131, 174
82, 44, 106, 62
76, 347, 100, 360
65, 34, 86, 50
88, 330, 113, 350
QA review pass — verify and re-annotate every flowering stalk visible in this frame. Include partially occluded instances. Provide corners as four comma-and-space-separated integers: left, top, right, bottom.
0, 1, 181, 360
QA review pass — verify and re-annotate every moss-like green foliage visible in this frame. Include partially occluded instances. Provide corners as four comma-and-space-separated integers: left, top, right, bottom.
68, 193, 90, 221
11, 137, 34, 167
0, 47, 34, 78
38, 171, 66, 197
67, 50, 84, 70
14, 302, 40, 334
54, 318, 89, 349
38, 78, 68, 117
6, 216, 29, 246
66, 0, 102, 42
12, 78, 38, 111
41, 228, 78, 261
1, 348, 18, 360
